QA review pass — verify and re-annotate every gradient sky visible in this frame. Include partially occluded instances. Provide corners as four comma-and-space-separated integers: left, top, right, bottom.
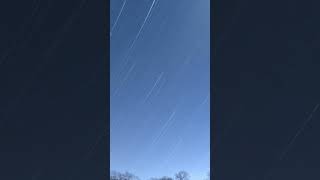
110, 0, 210, 179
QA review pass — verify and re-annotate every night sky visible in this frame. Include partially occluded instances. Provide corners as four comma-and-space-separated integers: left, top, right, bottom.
110, 0, 209, 179
2, 0, 320, 180
214, 0, 320, 179
0, 1, 108, 179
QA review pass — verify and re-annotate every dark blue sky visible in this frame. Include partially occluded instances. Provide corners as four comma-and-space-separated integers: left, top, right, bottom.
214, 0, 320, 179
110, 0, 210, 179
0, 1, 107, 179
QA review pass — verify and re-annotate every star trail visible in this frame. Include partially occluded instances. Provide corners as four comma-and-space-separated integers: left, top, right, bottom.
110, 0, 210, 179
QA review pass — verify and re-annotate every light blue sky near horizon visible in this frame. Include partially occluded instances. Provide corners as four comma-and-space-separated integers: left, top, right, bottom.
110, 0, 210, 179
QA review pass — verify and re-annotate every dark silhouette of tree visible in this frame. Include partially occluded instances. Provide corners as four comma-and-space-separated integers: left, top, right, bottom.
159, 176, 174, 180
111, 170, 194, 180
110, 171, 140, 180
110, 171, 119, 180
175, 171, 190, 180
149, 176, 173, 180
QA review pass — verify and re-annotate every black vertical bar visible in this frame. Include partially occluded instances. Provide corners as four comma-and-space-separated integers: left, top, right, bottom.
106, 0, 111, 178
0, 0, 110, 179
211, 0, 216, 178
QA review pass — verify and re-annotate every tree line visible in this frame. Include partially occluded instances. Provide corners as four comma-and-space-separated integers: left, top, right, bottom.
110, 170, 210, 180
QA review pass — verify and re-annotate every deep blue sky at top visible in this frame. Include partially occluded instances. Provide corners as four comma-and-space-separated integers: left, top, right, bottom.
110, 0, 210, 179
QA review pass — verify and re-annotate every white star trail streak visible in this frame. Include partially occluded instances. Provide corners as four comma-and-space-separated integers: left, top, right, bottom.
155, 94, 210, 168
125, 0, 158, 59
150, 110, 176, 148
110, 0, 127, 37
182, 94, 210, 131
201, 93, 210, 106
143, 72, 164, 103
132, 109, 177, 167
152, 75, 167, 99
148, 94, 208, 156
111, 62, 136, 98
134, 94, 209, 170
114, 0, 159, 83
164, 93, 210, 165
263, 103, 320, 179
110, 0, 210, 177
278, 103, 319, 160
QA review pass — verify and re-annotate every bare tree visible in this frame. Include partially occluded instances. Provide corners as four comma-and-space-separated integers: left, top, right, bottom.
175, 171, 190, 180
150, 176, 173, 180
110, 171, 140, 180
160, 176, 173, 180
111, 171, 120, 180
